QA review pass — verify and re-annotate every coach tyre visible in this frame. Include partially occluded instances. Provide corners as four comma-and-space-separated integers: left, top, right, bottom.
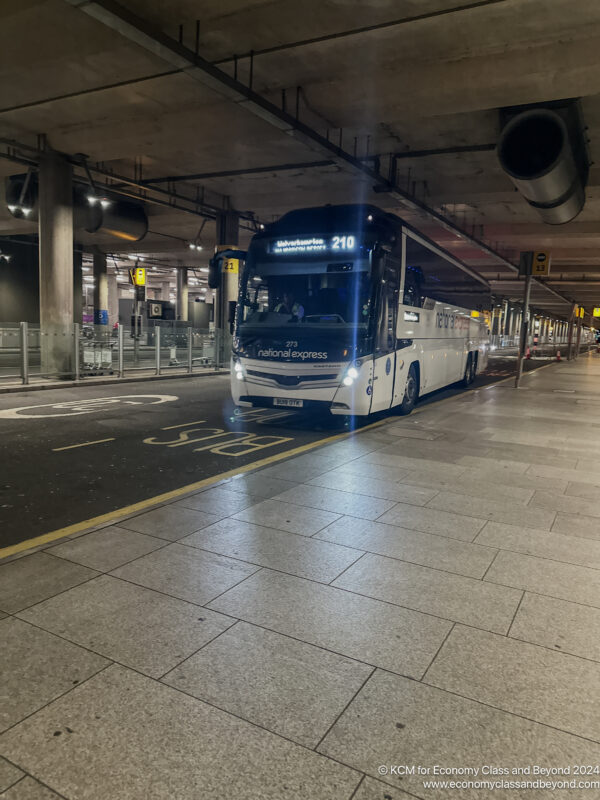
398, 364, 419, 415
462, 353, 473, 387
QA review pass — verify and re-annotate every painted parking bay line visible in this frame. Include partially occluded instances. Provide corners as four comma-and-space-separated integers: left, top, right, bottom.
52, 438, 116, 452
0, 415, 391, 561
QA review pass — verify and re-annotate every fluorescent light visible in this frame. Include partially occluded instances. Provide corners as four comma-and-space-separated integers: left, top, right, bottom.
200, 267, 208, 273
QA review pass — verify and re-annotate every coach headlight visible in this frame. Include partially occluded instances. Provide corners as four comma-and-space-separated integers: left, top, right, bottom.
342, 365, 359, 386
233, 359, 244, 379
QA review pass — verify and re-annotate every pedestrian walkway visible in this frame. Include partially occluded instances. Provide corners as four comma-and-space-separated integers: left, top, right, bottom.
1, 356, 600, 799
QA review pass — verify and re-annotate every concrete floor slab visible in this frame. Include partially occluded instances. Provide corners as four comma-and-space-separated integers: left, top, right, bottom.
306, 471, 439, 506
175, 486, 262, 515
1, 777, 64, 799
315, 515, 497, 578
474, 520, 600, 570
510, 592, 600, 662
332, 552, 521, 633
426, 490, 556, 530
485, 549, 600, 608
319, 669, 600, 798
208, 569, 451, 679
353, 777, 410, 799
376, 502, 485, 542
162, 621, 372, 748
0, 553, 97, 615
180, 518, 361, 583
0, 665, 360, 800
233, 498, 341, 535
120, 505, 221, 541
0, 757, 23, 793
552, 512, 600, 541
0, 618, 108, 733
222, 474, 298, 498
110, 542, 258, 605
17, 575, 234, 678
45, 526, 165, 572
271, 483, 397, 520
425, 625, 600, 742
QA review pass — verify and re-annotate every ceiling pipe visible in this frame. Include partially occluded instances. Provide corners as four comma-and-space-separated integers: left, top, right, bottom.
497, 108, 586, 225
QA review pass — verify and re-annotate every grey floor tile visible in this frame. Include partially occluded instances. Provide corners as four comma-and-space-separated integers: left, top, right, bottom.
272, 484, 397, 520
0, 777, 64, 799
0, 611, 7, 620
0, 665, 360, 800
110, 543, 258, 605
510, 592, 600, 662
256, 460, 333, 483
45, 527, 165, 572
0, 757, 23, 793
315, 516, 497, 579
552, 512, 600, 542
233, 499, 340, 536
208, 569, 451, 679
385, 425, 442, 440
0, 617, 108, 733
398, 468, 535, 504
425, 624, 600, 742
566, 481, 600, 500
223, 474, 298, 498
485, 549, 600, 608
163, 621, 372, 748
352, 777, 409, 799
527, 463, 600, 487
462, 466, 568, 493
330, 461, 411, 483
17, 575, 234, 678
530, 490, 600, 518
180, 518, 361, 583
455, 454, 530, 473
0, 553, 97, 615
306, 471, 438, 506
120, 504, 220, 540
377, 503, 485, 542
175, 486, 262, 515
426, 491, 556, 530
364, 451, 467, 475
333, 552, 521, 633
319, 668, 600, 798
475, 520, 600, 570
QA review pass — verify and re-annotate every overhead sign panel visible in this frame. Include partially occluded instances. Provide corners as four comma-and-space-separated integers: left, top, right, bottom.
532, 251, 551, 276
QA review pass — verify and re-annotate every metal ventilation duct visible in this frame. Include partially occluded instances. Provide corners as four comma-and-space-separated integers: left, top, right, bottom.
5, 174, 147, 241
497, 108, 585, 225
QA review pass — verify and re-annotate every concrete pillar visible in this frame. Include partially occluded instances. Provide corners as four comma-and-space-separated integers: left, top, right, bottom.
92, 251, 108, 326
73, 249, 83, 325
39, 150, 74, 376
161, 281, 171, 301
108, 271, 119, 327
176, 266, 188, 321
215, 211, 240, 331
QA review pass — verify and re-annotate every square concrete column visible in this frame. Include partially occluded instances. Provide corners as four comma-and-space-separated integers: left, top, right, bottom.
108, 270, 119, 327
38, 150, 74, 377
176, 266, 188, 321
73, 249, 83, 325
93, 251, 108, 326
215, 211, 240, 330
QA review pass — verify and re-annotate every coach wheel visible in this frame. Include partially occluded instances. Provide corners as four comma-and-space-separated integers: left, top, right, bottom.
462, 353, 475, 387
398, 364, 419, 415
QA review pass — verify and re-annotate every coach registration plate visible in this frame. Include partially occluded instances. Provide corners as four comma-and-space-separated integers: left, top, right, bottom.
274, 398, 303, 407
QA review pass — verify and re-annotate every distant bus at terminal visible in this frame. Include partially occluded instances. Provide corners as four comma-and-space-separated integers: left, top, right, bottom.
231, 204, 490, 416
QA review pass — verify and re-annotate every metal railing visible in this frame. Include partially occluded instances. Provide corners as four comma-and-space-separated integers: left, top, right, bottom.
0, 322, 231, 387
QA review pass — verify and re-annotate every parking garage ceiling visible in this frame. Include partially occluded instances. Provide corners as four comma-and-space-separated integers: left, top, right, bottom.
2, 0, 600, 319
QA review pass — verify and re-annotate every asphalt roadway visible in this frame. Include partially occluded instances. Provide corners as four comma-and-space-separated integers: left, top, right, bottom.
0, 355, 549, 552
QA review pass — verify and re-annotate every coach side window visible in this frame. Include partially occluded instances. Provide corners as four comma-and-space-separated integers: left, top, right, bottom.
376, 267, 399, 353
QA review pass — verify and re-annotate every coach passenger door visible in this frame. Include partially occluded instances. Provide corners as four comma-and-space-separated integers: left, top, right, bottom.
370, 266, 398, 412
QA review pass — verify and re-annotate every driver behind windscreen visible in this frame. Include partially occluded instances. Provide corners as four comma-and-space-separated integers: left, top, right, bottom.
274, 291, 305, 320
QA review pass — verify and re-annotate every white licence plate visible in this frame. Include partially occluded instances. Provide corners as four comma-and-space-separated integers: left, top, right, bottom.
274, 398, 303, 408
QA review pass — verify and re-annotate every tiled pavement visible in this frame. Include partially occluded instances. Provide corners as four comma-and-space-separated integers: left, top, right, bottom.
2, 357, 600, 799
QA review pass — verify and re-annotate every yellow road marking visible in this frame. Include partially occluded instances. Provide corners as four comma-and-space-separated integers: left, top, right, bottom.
1, 362, 560, 560
0, 416, 390, 560
161, 420, 207, 430
52, 438, 116, 452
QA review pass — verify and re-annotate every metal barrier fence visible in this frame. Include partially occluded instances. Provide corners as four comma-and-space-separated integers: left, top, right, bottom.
0, 322, 232, 386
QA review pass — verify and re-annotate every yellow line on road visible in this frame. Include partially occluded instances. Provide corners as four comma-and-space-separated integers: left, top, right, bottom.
52, 438, 116, 452
161, 420, 206, 430
0, 416, 390, 560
